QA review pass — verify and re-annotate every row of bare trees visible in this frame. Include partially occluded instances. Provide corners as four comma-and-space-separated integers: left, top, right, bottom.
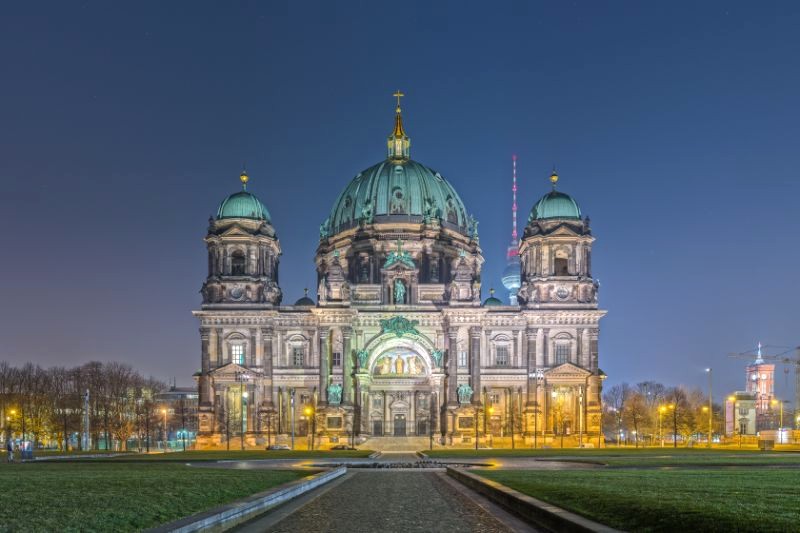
0, 361, 167, 451
602, 381, 720, 447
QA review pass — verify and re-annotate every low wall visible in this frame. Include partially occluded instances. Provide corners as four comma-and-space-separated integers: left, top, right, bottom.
149, 467, 346, 533
447, 467, 618, 533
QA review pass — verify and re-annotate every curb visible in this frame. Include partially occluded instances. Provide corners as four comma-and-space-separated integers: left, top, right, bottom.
446, 468, 619, 533
148, 466, 346, 533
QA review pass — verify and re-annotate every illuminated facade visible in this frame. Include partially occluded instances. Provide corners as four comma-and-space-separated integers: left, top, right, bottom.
193, 96, 606, 448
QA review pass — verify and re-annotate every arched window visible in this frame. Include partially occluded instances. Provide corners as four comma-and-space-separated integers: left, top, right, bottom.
231, 250, 246, 276
554, 249, 569, 276
446, 197, 458, 224
390, 188, 406, 214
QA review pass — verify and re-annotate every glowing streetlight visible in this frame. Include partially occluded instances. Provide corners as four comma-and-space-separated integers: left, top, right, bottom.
705, 368, 713, 448
161, 408, 168, 452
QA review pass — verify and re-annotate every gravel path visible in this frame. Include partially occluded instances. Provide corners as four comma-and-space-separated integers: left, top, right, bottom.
264, 471, 516, 533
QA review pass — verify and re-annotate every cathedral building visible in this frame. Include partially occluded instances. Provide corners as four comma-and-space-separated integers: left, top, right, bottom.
193, 95, 606, 448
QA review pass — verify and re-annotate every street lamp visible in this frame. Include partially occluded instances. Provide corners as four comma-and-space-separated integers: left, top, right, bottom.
161, 408, 168, 452
304, 405, 316, 450
728, 395, 741, 448
241, 392, 249, 451
289, 389, 296, 450
236, 372, 250, 451
771, 399, 784, 429
705, 368, 713, 448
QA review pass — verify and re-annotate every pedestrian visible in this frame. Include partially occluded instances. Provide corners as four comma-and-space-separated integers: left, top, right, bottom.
6, 439, 14, 463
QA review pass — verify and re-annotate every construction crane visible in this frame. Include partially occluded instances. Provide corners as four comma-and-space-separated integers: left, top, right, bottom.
728, 342, 800, 419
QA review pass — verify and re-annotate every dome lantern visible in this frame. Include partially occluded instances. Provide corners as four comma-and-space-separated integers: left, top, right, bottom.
387, 90, 410, 161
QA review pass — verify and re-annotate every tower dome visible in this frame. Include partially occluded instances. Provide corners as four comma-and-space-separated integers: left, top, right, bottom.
528, 171, 581, 221
216, 171, 271, 221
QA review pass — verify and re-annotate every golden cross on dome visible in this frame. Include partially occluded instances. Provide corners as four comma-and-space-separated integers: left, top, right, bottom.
393, 90, 405, 108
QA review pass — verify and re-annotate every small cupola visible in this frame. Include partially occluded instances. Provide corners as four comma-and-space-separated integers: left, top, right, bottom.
387, 90, 410, 161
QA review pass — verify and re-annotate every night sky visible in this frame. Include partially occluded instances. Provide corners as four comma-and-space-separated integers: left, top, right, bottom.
1, 2, 799, 400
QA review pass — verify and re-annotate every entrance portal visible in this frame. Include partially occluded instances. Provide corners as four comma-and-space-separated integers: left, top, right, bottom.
393, 414, 406, 436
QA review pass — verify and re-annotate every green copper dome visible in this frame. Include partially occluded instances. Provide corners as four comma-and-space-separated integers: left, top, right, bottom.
529, 190, 581, 221
217, 190, 271, 221
325, 159, 470, 235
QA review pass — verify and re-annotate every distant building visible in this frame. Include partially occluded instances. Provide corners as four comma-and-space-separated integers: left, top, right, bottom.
155, 386, 199, 443
745, 346, 775, 429
725, 391, 757, 436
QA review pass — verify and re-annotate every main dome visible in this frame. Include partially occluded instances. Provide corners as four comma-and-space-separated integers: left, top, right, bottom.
326, 159, 470, 235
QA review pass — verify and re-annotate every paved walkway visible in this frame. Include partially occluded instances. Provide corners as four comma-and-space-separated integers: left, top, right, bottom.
235, 470, 535, 533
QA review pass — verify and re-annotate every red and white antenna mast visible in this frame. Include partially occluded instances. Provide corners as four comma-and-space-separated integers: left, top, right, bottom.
510, 154, 519, 254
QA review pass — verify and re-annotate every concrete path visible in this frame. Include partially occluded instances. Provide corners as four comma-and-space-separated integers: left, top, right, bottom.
234, 470, 536, 533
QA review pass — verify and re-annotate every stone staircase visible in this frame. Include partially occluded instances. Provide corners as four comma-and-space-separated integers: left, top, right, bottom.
361, 436, 431, 452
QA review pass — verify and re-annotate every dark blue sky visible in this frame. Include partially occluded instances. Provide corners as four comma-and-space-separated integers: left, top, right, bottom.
1, 1, 798, 400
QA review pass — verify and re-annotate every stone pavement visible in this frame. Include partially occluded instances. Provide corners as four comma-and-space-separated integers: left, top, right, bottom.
235, 470, 536, 533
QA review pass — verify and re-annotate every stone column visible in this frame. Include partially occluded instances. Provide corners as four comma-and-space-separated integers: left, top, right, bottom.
199, 328, 212, 407
318, 327, 329, 405
249, 328, 257, 367
261, 327, 274, 408
383, 391, 388, 436
469, 327, 481, 405
342, 328, 353, 405
447, 328, 459, 407
216, 327, 224, 365
411, 391, 417, 435
525, 328, 537, 407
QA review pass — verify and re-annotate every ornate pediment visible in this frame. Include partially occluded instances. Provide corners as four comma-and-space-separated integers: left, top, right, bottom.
209, 363, 261, 380
219, 225, 255, 237
548, 225, 581, 237
544, 362, 592, 380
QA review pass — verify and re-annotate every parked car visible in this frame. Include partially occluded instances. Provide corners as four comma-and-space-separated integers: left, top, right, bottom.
267, 444, 291, 450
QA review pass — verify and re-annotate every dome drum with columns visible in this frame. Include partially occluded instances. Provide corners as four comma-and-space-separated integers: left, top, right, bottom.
192, 95, 606, 450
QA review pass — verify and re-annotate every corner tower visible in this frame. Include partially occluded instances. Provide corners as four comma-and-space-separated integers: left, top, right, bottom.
518, 170, 597, 308
200, 171, 282, 307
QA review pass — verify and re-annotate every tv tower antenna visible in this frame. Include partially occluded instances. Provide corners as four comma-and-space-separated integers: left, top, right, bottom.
502, 155, 522, 304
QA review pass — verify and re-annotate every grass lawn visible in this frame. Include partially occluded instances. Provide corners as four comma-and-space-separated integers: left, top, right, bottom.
425, 447, 800, 466
0, 462, 306, 531
100, 449, 374, 461
478, 468, 800, 532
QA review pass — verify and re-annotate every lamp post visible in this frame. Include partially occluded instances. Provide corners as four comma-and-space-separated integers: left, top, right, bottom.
771, 399, 784, 429
290, 389, 295, 450
668, 403, 677, 448
304, 405, 316, 450
241, 391, 248, 450
728, 395, 740, 448
161, 408, 168, 452
474, 406, 479, 451
705, 368, 713, 447
236, 372, 250, 451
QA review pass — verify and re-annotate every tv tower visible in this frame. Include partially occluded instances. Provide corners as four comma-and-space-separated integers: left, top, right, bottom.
501, 155, 522, 304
